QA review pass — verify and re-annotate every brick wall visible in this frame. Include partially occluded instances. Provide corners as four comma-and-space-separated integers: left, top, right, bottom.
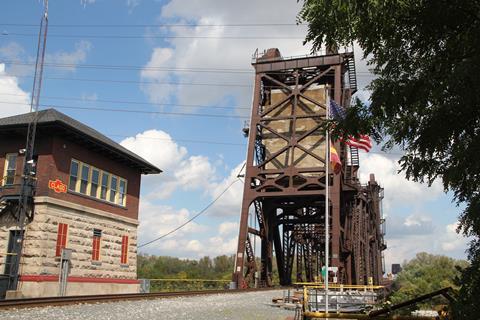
1, 134, 143, 220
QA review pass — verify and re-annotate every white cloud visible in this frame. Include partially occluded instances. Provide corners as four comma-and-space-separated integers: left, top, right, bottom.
121, 129, 187, 172
218, 222, 238, 236
80, 92, 98, 102
0, 42, 33, 78
126, 0, 141, 11
358, 152, 443, 210
357, 152, 469, 267
120, 129, 219, 199
138, 200, 239, 258
120, 128, 244, 258
141, 0, 311, 114
387, 213, 434, 238
383, 214, 469, 270
207, 162, 244, 217
441, 222, 469, 252
175, 155, 216, 190
45, 40, 92, 72
204, 235, 238, 257
0, 42, 25, 61
80, 0, 96, 7
0, 64, 30, 118
138, 201, 204, 244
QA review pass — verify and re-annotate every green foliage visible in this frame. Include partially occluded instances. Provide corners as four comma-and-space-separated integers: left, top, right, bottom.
389, 253, 467, 312
299, 1, 480, 317
137, 254, 235, 291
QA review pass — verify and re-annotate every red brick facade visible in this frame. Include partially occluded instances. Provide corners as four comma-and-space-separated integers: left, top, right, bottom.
0, 134, 142, 220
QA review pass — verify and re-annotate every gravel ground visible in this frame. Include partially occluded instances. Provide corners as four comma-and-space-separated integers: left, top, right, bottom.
0, 290, 296, 320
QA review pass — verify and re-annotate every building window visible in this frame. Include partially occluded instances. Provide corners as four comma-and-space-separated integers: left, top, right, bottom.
55, 223, 69, 256
3, 153, 17, 186
90, 168, 100, 197
121, 235, 129, 264
109, 176, 118, 203
100, 172, 109, 200
68, 160, 79, 191
118, 179, 127, 206
79, 164, 90, 194
68, 159, 127, 206
92, 229, 102, 261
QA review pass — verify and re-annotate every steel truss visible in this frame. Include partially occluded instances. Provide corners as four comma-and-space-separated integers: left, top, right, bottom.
233, 49, 386, 288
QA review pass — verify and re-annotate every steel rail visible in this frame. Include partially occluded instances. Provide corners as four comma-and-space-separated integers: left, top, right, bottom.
0, 288, 277, 310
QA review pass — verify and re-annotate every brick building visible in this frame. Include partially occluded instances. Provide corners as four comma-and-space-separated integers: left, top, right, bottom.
0, 109, 160, 298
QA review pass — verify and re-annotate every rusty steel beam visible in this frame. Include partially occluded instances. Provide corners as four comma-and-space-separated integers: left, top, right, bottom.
233, 48, 386, 288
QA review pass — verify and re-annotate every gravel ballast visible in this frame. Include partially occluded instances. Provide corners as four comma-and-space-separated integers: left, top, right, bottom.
0, 290, 296, 320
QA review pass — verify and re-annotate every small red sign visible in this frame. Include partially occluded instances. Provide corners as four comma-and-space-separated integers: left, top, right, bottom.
49, 179, 67, 193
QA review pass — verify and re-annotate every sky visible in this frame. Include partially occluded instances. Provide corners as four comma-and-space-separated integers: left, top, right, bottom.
0, 0, 470, 269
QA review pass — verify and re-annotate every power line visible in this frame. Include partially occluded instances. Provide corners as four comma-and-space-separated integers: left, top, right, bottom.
0, 22, 305, 28
138, 179, 240, 248
35, 103, 249, 119
0, 73, 373, 88
1, 61, 254, 74
107, 134, 245, 146
0, 61, 375, 75
2, 32, 306, 40
0, 93, 251, 110
0, 74, 253, 87
2, 100, 248, 119
0, 60, 374, 79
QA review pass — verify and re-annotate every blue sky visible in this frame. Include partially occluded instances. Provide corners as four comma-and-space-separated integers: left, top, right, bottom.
0, 0, 469, 267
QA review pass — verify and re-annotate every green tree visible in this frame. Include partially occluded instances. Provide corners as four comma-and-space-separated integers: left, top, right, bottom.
298, 1, 480, 318
389, 253, 468, 312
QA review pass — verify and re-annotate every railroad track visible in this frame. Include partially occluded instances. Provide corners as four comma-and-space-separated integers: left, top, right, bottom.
0, 288, 278, 310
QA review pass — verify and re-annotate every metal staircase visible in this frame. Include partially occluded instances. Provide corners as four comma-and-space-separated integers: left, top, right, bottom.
345, 146, 360, 183
350, 146, 359, 167
346, 54, 358, 93
243, 236, 256, 286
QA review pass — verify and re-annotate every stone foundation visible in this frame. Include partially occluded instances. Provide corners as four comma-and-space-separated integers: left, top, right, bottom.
1, 196, 140, 297
18, 278, 139, 298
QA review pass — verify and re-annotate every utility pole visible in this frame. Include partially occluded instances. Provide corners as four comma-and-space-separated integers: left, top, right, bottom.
8, 0, 48, 292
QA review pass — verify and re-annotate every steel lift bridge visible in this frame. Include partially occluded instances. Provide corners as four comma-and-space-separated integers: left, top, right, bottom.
233, 48, 386, 288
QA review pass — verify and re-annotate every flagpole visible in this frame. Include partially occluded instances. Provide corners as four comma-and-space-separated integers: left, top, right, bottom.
325, 94, 330, 313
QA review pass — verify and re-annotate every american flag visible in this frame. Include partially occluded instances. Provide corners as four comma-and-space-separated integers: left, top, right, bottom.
329, 100, 372, 152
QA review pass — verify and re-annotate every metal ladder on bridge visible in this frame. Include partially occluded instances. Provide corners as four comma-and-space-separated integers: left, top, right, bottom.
350, 146, 359, 166
345, 146, 360, 182
347, 55, 358, 93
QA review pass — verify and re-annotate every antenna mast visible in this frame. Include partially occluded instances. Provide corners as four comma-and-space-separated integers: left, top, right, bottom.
8, 0, 49, 292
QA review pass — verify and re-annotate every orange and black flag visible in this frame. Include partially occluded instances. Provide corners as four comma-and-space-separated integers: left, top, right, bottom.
330, 144, 342, 174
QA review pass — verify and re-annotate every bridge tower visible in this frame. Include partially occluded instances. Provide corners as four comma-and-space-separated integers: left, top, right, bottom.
233, 48, 386, 288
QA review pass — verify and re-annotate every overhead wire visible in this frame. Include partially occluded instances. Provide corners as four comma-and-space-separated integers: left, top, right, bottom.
0, 60, 374, 75
0, 99, 403, 155
0, 93, 251, 110
0, 22, 305, 28
0, 73, 373, 88
0, 74, 253, 87
45, 105, 248, 119
107, 134, 245, 146
1, 101, 250, 119
2, 33, 307, 40
0, 61, 254, 74
137, 178, 241, 248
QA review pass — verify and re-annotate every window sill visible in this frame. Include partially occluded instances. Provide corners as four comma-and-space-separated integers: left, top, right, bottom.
1, 184, 19, 189
91, 261, 102, 266
67, 190, 127, 210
